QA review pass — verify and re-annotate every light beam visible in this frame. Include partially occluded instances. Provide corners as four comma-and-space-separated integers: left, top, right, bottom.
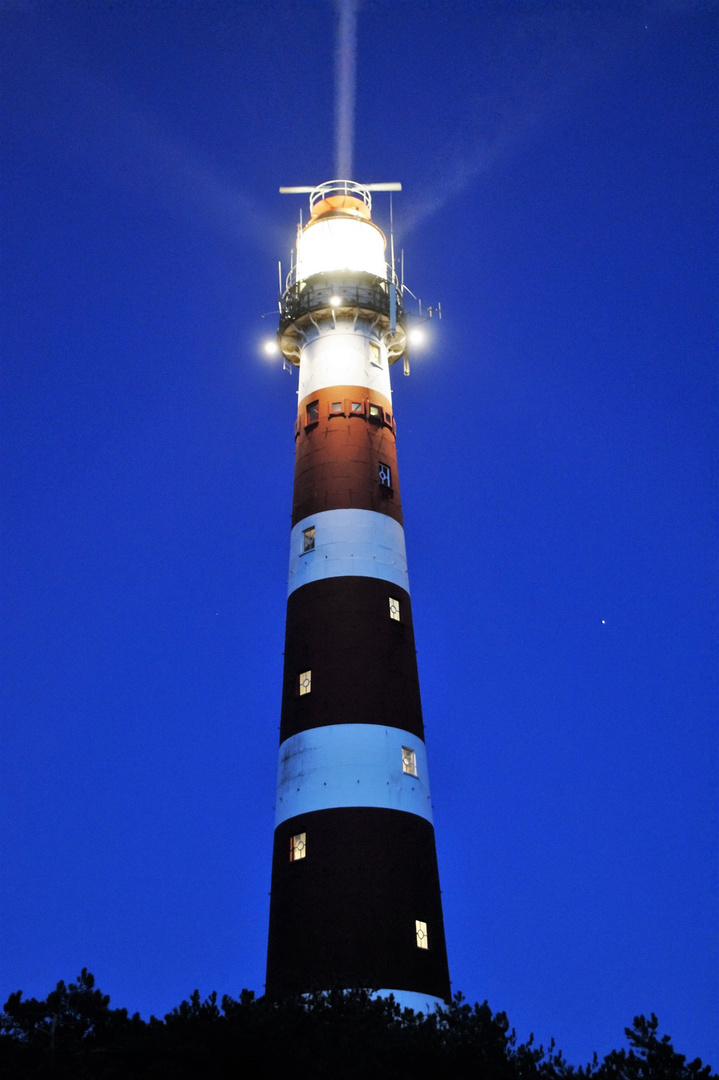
334, 0, 358, 179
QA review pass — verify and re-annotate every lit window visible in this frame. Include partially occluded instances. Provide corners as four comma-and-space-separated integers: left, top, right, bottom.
416, 920, 428, 949
378, 462, 391, 486
306, 400, 319, 423
351, 401, 363, 414
290, 832, 306, 861
402, 746, 417, 776
369, 404, 382, 419
302, 526, 315, 553
330, 401, 343, 414
299, 670, 312, 695
369, 341, 381, 367
389, 597, 400, 621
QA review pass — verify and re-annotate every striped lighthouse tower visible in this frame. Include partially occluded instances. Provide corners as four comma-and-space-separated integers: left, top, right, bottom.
265, 180, 450, 1012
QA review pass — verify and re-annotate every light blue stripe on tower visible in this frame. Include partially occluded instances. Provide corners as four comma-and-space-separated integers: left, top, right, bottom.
373, 990, 446, 1014
275, 724, 433, 827
288, 509, 409, 597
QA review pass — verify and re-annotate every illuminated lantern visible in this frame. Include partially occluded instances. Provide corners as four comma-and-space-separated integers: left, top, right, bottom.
265, 180, 450, 1011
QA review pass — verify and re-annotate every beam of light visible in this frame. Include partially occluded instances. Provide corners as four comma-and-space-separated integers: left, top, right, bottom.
36, 32, 283, 257
334, 0, 358, 179
395, 12, 628, 242
262, 339, 279, 356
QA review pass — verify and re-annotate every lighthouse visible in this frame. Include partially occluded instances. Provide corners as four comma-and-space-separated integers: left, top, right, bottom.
265, 180, 450, 1012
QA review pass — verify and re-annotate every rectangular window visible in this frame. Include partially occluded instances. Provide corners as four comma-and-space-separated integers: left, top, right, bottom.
351, 401, 364, 414
306, 400, 319, 423
389, 597, 400, 621
302, 526, 315, 553
290, 832, 306, 861
402, 746, 417, 776
369, 341, 381, 367
378, 462, 392, 487
415, 920, 428, 949
330, 401, 343, 414
369, 403, 382, 419
299, 670, 311, 696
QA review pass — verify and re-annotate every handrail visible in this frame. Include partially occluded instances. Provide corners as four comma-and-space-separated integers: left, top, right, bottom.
309, 179, 372, 214
278, 271, 404, 333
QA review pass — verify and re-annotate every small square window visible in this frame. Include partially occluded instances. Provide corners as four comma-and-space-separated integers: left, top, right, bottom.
369, 404, 382, 419
369, 341, 381, 367
351, 401, 364, 414
302, 526, 315, 553
384, 411, 392, 426
299, 670, 311, 696
415, 920, 428, 949
389, 597, 400, 621
378, 462, 392, 487
290, 832, 306, 861
306, 400, 319, 423
330, 401, 343, 414
402, 746, 417, 776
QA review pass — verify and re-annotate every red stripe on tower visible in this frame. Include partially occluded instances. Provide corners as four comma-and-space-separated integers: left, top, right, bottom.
265, 181, 450, 1011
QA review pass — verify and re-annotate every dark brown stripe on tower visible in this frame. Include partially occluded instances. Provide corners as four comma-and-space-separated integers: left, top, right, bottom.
292, 387, 402, 527
266, 807, 451, 1001
297, 386, 392, 420
280, 578, 423, 742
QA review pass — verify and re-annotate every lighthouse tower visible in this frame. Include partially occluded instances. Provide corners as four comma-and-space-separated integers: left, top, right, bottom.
265, 180, 450, 1012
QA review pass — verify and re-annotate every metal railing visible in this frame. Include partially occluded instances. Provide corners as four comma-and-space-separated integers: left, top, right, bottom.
279, 270, 403, 332
309, 179, 372, 215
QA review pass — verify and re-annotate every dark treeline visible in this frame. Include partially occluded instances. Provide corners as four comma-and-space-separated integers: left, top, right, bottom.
0, 970, 715, 1079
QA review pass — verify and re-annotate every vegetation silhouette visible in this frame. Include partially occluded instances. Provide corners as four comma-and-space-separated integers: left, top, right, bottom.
1, 970, 715, 1079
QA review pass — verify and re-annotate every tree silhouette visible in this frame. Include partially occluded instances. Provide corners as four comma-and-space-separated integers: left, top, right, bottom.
1, 973, 716, 1079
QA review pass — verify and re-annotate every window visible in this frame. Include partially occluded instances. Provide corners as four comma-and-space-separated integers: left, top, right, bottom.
369, 403, 382, 419
402, 746, 417, 776
369, 341, 381, 367
351, 401, 364, 414
378, 462, 392, 487
330, 401, 343, 414
299, 670, 312, 695
290, 832, 306, 861
389, 597, 400, 621
302, 526, 315, 553
306, 400, 319, 423
415, 920, 428, 949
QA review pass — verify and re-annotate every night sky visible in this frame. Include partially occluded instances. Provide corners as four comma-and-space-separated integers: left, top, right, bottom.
1, 0, 717, 1069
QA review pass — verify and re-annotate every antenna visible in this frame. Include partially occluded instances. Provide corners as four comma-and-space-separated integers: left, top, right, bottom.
389, 194, 395, 273
389, 193, 397, 335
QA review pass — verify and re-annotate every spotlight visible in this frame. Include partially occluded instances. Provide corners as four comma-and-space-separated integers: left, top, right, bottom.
263, 339, 279, 356
329, 295, 342, 307
408, 327, 425, 346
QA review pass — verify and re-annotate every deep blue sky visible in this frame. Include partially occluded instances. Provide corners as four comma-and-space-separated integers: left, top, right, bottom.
1, 0, 716, 1068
